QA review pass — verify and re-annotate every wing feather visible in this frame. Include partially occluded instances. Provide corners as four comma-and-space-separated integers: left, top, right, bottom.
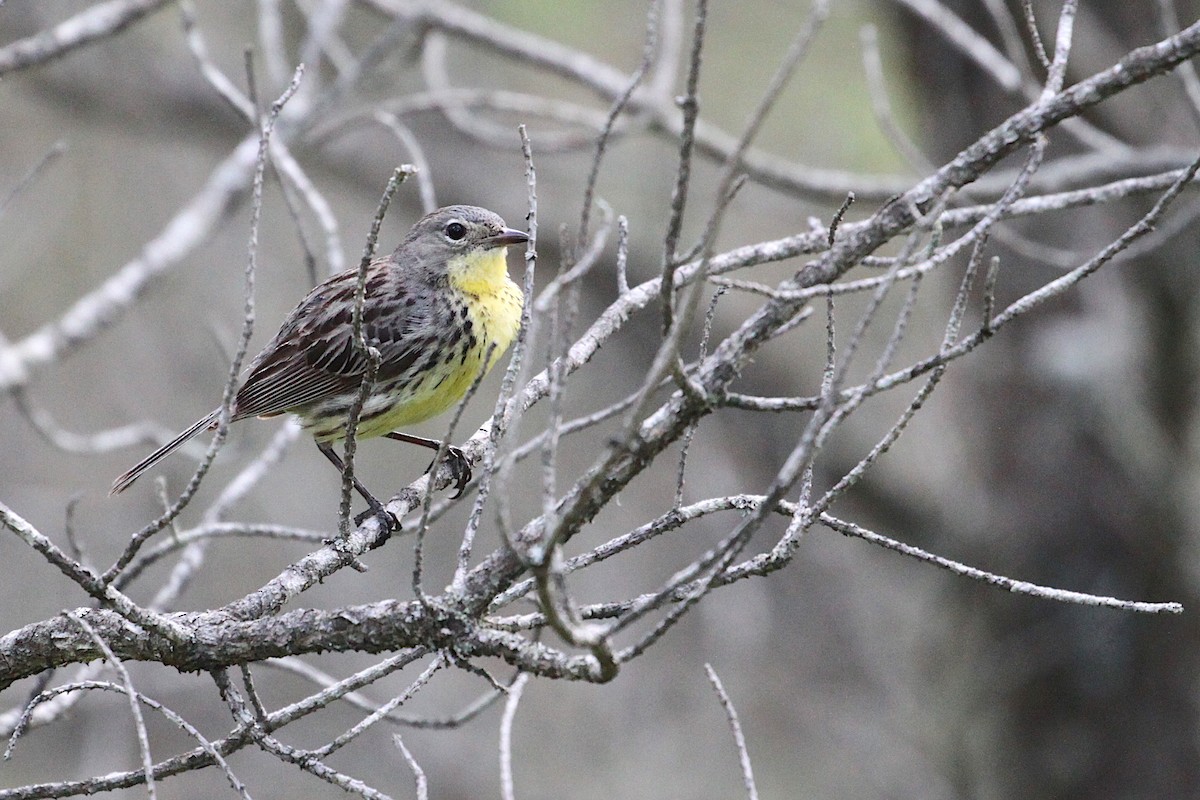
231, 262, 430, 420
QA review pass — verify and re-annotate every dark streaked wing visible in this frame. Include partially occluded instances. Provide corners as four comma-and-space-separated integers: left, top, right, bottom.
231, 339, 359, 419
231, 262, 426, 420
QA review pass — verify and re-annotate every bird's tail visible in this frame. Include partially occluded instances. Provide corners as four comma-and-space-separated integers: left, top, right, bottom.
109, 409, 221, 495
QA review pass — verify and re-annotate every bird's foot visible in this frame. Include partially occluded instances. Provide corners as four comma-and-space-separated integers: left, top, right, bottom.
354, 503, 400, 537
426, 445, 472, 499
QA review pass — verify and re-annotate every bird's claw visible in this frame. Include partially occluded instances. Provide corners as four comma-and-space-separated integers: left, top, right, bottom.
425, 445, 472, 499
354, 505, 400, 535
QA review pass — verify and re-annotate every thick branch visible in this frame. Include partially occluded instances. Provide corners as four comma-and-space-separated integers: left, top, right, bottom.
0, 600, 597, 690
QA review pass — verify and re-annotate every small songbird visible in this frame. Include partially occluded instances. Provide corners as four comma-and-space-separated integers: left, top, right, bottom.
110, 205, 528, 528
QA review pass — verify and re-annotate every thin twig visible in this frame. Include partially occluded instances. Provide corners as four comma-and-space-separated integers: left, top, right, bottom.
498, 673, 529, 800
476, 124, 538, 572
374, 112, 438, 212
659, 0, 708, 331
64, 612, 157, 799
308, 656, 445, 758
0, 0, 173, 76
819, 513, 1182, 614
0, 141, 66, 220
577, 0, 660, 249
704, 664, 758, 800
102, 65, 306, 583
393, 735, 428, 800
340, 165, 414, 535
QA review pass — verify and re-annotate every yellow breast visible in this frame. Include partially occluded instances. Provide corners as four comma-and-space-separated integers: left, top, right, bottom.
347, 247, 522, 440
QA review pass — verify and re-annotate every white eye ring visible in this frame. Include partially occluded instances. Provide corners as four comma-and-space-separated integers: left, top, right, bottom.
444, 221, 468, 241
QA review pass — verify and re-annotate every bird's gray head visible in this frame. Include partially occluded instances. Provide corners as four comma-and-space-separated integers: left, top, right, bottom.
394, 205, 528, 291
397, 205, 528, 269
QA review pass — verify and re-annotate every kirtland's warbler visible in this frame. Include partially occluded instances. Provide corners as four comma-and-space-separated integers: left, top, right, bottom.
110, 205, 527, 527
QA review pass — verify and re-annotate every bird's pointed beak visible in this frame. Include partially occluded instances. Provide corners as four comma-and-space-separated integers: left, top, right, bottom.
484, 227, 530, 248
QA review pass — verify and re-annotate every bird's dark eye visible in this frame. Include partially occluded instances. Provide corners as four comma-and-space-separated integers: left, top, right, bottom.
445, 221, 467, 241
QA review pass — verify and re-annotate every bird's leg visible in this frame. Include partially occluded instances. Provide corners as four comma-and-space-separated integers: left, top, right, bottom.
383, 431, 472, 498
316, 443, 400, 533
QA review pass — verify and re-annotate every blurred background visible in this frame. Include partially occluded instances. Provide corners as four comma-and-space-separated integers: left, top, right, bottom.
1, 1, 1199, 797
